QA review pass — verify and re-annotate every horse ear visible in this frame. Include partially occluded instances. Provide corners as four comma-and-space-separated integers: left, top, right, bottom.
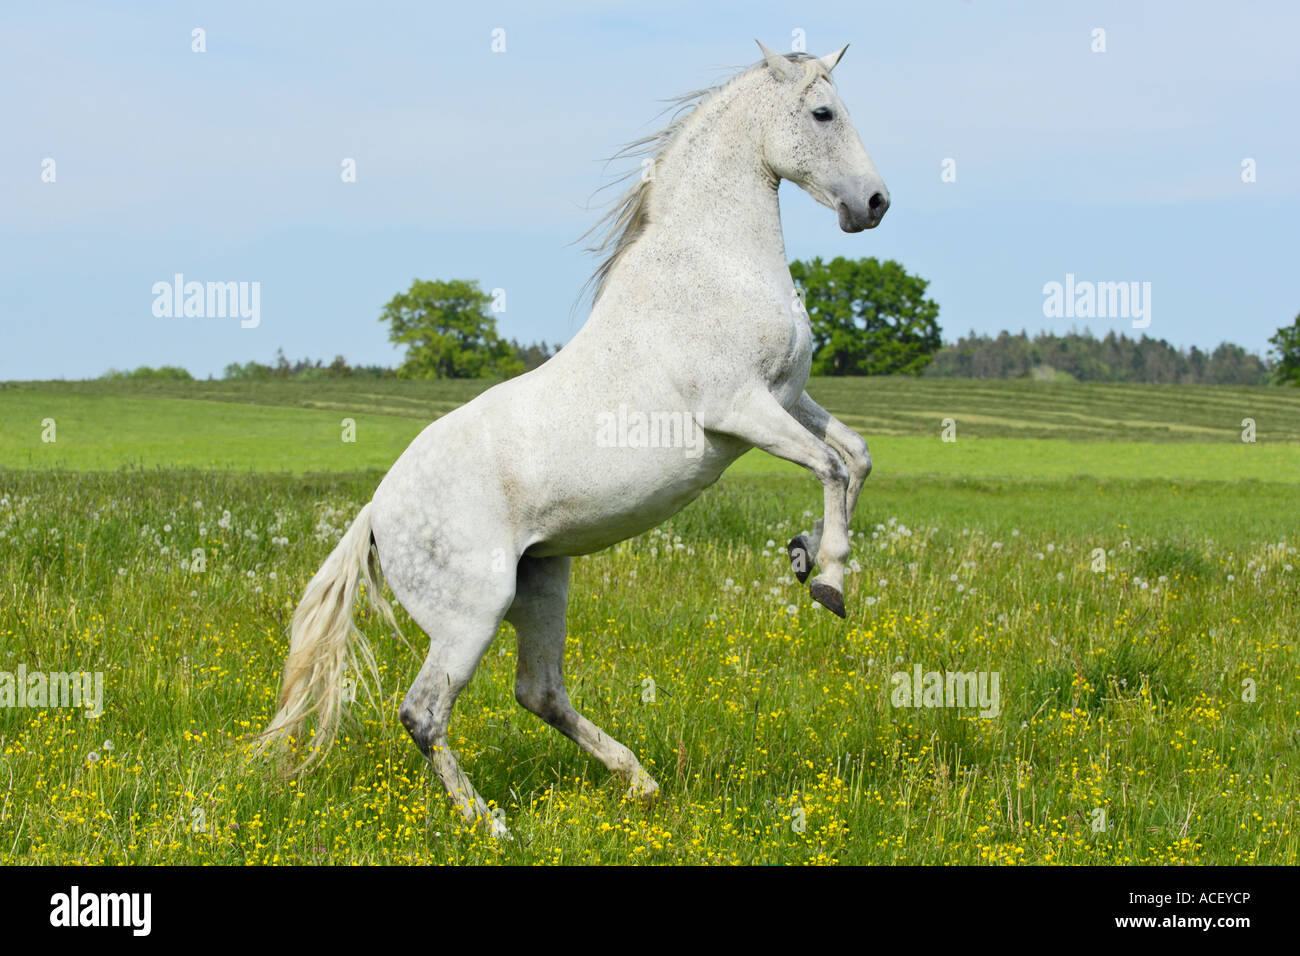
755, 39, 801, 81
819, 44, 849, 72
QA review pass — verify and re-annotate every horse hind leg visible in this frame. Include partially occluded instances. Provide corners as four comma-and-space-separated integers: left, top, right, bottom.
391, 558, 517, 838
505, 555, 659, 800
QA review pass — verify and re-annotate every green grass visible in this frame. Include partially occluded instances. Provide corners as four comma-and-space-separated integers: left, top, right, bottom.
9, 373, 1300, 442
4, 379, 1299, 481
0, 390, 424, 472
728, 437, 1300, 483
807, 376, 1300, 442
0, 377, 1296, 864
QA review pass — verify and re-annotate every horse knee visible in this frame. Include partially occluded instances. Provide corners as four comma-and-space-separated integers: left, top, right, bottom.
815, 450, 850, 489
851, 437, 872, 481
515, 680, 569, 727
398, 700, 423, 734
399, 697, 438, 752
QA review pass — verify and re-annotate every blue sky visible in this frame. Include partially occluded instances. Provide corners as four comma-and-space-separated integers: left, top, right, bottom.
2, 0, 1297, 380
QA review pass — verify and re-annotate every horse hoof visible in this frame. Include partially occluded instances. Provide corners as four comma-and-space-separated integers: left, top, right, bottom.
626, 771, 661, 803
809, 581, 846, 618
787, 535, 813, 583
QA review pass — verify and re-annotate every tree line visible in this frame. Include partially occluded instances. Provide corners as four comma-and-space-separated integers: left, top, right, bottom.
925, 329, 1273, 385
102, 270, 1299, 387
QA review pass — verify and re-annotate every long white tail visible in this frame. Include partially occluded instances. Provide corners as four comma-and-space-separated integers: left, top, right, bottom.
257, 501, 399, 770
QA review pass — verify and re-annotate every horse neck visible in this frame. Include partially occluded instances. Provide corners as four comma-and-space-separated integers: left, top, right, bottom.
645, 78, 787, 270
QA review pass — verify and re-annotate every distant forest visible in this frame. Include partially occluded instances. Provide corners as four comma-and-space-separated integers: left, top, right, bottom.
102, 331, 1276, 388
924, 330, 1272, 385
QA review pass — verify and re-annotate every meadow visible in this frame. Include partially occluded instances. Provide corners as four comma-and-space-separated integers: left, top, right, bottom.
0, 377, 1296, 864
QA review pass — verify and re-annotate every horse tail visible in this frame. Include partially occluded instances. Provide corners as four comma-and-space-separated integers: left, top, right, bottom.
255, 501, 399, 771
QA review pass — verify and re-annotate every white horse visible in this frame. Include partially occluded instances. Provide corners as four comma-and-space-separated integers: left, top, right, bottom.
260, 41, 889, 835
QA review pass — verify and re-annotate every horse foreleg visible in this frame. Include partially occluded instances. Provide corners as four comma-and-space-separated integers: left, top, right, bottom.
709, 388, 852, 616
787, 392, 872, 585
506, 555, 659, 800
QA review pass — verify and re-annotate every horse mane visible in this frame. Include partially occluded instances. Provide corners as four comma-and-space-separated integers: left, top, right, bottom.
578, 52, 831, 307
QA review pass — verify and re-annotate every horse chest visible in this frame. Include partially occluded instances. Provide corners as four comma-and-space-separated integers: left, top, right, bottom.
756, 302, 814, 397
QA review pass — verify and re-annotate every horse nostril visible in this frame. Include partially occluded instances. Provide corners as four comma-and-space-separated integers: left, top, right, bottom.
868, 191, 890, 216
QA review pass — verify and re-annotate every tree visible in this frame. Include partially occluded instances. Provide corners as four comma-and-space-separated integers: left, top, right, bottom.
1268, 313, 1300, 386
101, 365, 193, 381
508, 339, 561, 372
379, 279, 524, 379
922, 329, 1271, 385
789, 256, 942, 376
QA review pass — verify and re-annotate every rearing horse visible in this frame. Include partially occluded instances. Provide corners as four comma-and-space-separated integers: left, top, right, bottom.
260, 41, 889, 836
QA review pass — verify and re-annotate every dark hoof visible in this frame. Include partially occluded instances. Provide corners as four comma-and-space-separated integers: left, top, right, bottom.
787, 535, 813, 584
809, 581, 846, 618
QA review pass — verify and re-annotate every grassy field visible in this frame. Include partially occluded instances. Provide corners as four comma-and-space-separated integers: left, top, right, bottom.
5, 377, 1300, 480
11, 374, 1300, 442
0, 377, 1297, 864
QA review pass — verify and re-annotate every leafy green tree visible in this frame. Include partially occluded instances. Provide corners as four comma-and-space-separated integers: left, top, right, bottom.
379, 279, 524, 379
790, 257, 942, 376
1268, 313, 1300, 386
101, 365, 193, 381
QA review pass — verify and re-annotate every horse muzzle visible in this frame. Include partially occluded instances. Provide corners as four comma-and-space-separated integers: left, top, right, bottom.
837, 189, 890, 232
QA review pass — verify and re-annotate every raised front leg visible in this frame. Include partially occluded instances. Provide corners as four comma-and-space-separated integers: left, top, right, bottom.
707, 387, 852, 617
786, 392, 872, 584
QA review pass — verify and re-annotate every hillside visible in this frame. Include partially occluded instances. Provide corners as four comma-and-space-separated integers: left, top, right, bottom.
1, 377, 1297, 479
7, 376, 1299, 442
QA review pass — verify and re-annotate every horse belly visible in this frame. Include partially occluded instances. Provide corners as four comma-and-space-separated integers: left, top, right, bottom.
522, 440, 744, 557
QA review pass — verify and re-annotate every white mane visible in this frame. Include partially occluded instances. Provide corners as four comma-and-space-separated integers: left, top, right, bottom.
580, 53, 831, 305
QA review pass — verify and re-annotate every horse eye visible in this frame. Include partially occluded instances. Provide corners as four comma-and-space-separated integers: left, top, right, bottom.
812, 106, 834, 122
